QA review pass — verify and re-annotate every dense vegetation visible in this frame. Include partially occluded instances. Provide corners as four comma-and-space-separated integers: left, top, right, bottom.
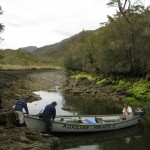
64, 5, 150, 77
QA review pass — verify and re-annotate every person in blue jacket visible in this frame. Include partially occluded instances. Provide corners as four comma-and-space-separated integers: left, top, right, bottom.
42, 101, 57, 135
14, 96, 29, 126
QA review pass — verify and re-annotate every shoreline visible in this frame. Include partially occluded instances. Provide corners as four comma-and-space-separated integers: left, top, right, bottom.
63, 73, 150, 109
0, 70, 65, 149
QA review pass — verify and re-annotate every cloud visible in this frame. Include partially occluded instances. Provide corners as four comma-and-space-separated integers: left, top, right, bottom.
2, 0, 148, 49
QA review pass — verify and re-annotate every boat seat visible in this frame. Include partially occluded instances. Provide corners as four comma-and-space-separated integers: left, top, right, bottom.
102, 116, 120, 122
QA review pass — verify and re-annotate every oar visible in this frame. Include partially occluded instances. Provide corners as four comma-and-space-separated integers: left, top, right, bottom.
39, 109, 43, 113
38, 109, 43, 118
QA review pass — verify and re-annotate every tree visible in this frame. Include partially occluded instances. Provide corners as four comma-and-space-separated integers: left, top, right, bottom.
63, 2, 149, 76
0, 6, 4, 43
107, 0, 148, 75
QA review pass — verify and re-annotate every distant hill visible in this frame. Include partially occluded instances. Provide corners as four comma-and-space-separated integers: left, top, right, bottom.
20, 46, 38, 52
0, 29, 102, 66
0, 49, 49, 66
33, 29, 100, 64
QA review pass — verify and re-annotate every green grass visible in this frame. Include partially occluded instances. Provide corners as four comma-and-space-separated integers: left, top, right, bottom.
116, 78, 150, 107
71, 72, 96, 81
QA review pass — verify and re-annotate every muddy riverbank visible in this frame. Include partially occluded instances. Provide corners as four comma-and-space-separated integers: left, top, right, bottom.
0, 70, 66, 111
0, 70, 139, 113
0, 127, 59, 150
63, 76, 126, 104
0, 70, 65, 149
0, 69, 148, 149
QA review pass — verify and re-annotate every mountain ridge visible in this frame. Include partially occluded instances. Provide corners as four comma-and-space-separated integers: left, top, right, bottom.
33, 29, 99, 57
20, 46, 38, 52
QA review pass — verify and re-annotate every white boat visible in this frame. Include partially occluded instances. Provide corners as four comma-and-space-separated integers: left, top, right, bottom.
24, 114, 141, 133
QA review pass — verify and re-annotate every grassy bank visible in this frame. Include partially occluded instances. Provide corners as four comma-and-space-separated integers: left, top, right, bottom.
68, 71, 150, 108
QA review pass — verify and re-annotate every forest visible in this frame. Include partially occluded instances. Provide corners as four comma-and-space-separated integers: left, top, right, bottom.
64, 3, 150, 77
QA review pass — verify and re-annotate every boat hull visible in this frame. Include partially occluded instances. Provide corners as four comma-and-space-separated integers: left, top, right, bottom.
24, 115, 141, 133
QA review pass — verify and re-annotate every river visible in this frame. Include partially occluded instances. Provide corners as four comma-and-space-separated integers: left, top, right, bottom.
27, 90, 150, 150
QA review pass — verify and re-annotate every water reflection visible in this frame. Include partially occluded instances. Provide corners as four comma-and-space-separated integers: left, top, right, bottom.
27, 91, 121, 116
52, 125, 142, 150
27, 90, 150, 150
64, 145, 99, 150
63, 94, 122, 115
27, 91, 75, 116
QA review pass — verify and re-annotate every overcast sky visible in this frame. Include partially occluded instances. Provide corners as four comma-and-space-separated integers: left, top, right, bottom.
0, 0, 149, 49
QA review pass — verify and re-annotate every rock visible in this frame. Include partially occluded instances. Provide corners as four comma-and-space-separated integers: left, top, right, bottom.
26, 134, 42, 141
63, 75, 125, 104
0, 111, 16, 125
0, 126, 59, 149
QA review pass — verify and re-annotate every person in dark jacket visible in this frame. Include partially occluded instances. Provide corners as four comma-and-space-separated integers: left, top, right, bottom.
14, 96, 29, 126
42, 101, 57, 135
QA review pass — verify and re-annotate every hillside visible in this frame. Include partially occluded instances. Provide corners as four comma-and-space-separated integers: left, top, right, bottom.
33, 8, 150, 75
20, 46, 38, 52
0, 49, 49, 66
33, 30, 99, 63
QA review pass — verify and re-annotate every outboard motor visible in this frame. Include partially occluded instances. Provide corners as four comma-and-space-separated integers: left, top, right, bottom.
134, 107, 144, 116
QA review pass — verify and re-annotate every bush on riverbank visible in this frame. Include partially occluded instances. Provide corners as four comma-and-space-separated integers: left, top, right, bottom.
124, 80, 150, 105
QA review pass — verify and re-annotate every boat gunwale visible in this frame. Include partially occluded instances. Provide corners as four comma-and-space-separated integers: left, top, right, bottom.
25, 114, 141, 126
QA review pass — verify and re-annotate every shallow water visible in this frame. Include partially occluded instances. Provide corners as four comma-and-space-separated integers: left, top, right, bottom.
27, 91, 75, 116
28, 91, 150, 150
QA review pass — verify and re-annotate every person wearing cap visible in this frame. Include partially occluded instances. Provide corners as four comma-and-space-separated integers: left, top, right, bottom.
14, 96, 29, 126
121, 102, 132, 119
42, 101, 57, 135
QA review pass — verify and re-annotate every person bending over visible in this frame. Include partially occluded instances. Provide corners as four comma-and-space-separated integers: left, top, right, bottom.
14, 96, 29, 126
42, 101, 57, 135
